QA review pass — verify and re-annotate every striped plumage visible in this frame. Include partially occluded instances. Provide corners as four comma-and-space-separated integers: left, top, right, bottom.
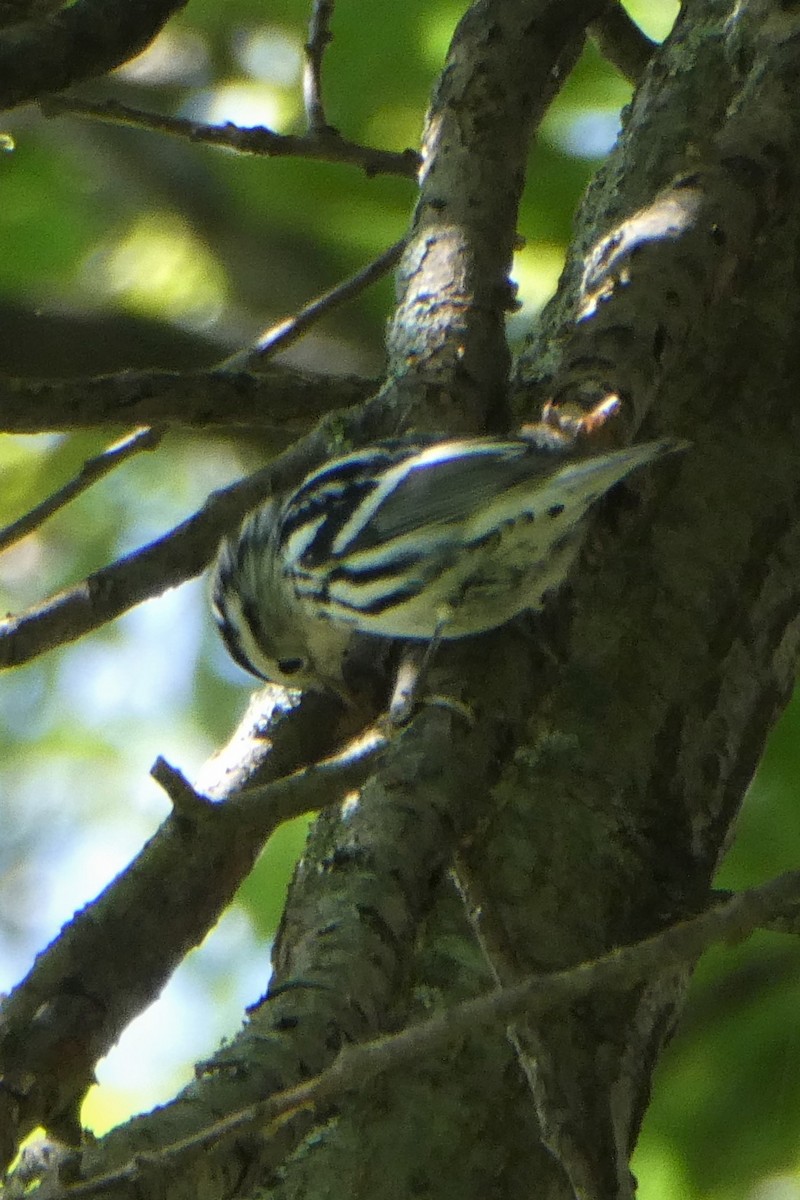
212, 435, 682, 693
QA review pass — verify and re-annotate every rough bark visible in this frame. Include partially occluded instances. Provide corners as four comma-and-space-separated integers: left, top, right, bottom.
0, 0, 188, 109
4, 2, 800, 1200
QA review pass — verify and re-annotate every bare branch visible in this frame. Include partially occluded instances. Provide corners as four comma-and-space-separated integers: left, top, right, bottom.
0, 427, 161, 553
150, 757, 215, 816
0, 378, 404, 669
40, 95, 420, 179
0, 470, 266, 669
218, 239, 406, 373
155, 723, 390, 831
0, 0, 187, 111
0, 691, 386, 1166
385, 0, 606, 432
31, 701, 487, 1196
0, 366, 375, 433
303, 0, 335, 134
589, 3, 656, 85
27, 868, 800, 1200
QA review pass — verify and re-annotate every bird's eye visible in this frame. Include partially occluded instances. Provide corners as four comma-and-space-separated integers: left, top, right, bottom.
277, 657, 306, 676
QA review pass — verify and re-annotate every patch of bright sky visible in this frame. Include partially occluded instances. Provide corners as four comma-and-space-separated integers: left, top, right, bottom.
0, 429, 254, 1067
547, 108, 622, 159
625, 0, 680, 42
84, 906, 270, 1130
181, 81, 299, 132
1, 636, 229, 987
507, 241, 565, 337
98, 436, 244, 553
746, 1177, 800, 1200
0, 754, 161, 987
115, 25, 210, 86
58, 584, 203, 728
35, 823, 158, 946
0, 661, 50, 740
1, 597, 260, 1127
0, 536, 49, 601
233, 26, 303, 87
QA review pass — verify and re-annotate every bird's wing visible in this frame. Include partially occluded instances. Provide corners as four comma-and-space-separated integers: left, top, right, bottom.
336, 439, 534, 552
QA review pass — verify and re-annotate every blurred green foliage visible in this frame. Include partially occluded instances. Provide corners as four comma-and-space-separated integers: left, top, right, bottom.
2, 1, 799, 1195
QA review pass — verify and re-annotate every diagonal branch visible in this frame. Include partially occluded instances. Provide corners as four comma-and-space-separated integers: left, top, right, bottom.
0, 691, 387, 1167
0, 464, 272, 669
0, 0, 187, 111
21, 867, 800, 1200
40, 703, 490, 1199
217, 238, 406, 373
0, 367, 416, 669
589, 2, 657, 85
0, 427, 161, 552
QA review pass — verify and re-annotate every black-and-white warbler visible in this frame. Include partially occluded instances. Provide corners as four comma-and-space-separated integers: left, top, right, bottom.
212, 434, 682, 694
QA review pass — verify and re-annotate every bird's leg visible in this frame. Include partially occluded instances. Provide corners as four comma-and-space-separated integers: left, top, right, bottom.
387, 615, 475, 728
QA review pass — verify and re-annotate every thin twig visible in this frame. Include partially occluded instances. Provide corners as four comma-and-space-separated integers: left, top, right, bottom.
150, 757, 216, 816
152, 725, 389, 834
304, 0, 335, 134
589, 3, 657, 86
40, 96, 420, 179
0, 460, 274, 670
217, 238, 407, 373
36, 868, 800, 1200
0, 384, 396, 669
0, 426, 161, 554
233, 723, 390, 831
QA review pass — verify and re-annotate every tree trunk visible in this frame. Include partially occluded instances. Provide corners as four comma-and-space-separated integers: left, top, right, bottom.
4, 2, 800, 1199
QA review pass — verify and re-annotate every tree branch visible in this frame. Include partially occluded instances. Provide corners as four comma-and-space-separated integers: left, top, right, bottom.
0, 464, 273, 669
21, 869, 800, 1200
0, 691, 386, 1166
478, 5, 800, 1194
40, 95, 420, 179
589, 2, 656, 85
0, 366, 375, 433
0, 368, 421, 669
384, 0, 606, 432
0, 427, 161, 552
303, 0, 335, 135
217, 239, 406, 373
43, 703, 491, 1199
0, 0, 187, 111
